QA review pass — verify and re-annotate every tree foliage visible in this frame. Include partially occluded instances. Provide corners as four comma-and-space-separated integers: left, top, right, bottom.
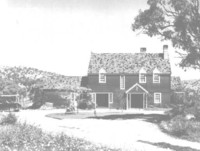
132, 0, 200, 69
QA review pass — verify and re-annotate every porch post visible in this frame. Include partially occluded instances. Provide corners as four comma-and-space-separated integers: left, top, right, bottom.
146, 94, 147, 108
126, 93, 128, 110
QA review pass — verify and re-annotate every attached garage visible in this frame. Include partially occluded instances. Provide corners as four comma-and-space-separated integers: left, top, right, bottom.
96, 93, 109, 108
131, 93, 143, 108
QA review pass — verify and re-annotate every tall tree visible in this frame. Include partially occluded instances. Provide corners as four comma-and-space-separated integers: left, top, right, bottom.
132, 0, 200, 69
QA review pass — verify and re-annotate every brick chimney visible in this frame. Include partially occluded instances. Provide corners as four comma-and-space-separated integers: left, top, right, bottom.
163, 45, 169, 59
140, 47, 146, 53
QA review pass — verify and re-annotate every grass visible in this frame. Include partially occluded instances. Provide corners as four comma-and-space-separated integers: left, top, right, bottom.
159, 114, 200, 143
0, 122, 122, 151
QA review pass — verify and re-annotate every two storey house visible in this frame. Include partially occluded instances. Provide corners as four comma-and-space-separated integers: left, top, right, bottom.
82, 45, 171, 109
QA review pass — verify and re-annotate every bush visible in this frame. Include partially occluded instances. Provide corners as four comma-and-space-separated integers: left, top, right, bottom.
168, 115, 189, 136
0, 122, 120, 151
87, 100, 95, 109
184, 102, 200, 120
165, 104, 185, 118
78, 99, 95, 110
78, 100, 87, 109
0, 113, 17, 125
78, 92, 94, 110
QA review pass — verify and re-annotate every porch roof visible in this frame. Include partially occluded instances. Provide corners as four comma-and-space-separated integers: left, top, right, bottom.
126, 83, 148, 94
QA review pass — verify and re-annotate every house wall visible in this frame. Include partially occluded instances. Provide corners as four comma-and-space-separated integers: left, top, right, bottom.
147, 92, 171, 108
125, 74, 171, 92
87, 74, 171, 108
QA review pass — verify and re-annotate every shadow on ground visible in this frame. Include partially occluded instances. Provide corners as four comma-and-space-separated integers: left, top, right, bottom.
88, 113, 170, 124
46, 112, 170, 124
138, 140, 200, 151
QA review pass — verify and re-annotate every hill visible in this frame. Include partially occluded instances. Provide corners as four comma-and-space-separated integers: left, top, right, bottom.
0, 66, 82, 95
182, 79, 200, 92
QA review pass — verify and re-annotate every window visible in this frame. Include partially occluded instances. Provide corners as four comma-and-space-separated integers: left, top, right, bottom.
154, 93, 161, 104
139, 74, 146, 83
120, 76, 125, 90
153, 74, 160, 83
153, 68, 160, 83
109, 93, 113, 103
99, 68, 106, 83
139, 68, 146, 83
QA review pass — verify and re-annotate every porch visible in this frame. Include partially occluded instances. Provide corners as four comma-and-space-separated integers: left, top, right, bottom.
125, 83, 148, 109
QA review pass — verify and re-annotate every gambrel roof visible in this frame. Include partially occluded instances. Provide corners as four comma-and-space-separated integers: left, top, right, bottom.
88, 53, 171, 74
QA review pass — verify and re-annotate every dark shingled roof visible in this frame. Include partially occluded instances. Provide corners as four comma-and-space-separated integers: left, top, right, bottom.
88, 53, 171, 74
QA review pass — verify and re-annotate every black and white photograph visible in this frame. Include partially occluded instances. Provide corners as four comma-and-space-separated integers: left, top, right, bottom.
0, 0, 200, 150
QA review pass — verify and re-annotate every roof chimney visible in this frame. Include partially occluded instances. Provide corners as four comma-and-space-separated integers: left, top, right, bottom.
140, 47, 146, 53
163, 45, 169, 59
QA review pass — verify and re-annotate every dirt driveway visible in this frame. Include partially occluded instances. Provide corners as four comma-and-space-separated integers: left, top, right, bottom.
16, 109, 200, 151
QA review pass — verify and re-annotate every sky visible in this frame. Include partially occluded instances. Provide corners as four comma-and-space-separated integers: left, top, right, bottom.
0, 0, 199, 80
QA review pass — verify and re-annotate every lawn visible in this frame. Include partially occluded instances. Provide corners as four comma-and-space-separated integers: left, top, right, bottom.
0, 113, 122, 151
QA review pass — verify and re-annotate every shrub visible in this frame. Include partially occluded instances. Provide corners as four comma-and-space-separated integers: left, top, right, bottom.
185, 102, 200, 120
0, 122, 120, 151
78, 99, 95, 109
78, 99, 88, 109
168, 115, 189, 136
165, 104, 185, 118
78, 92, 94, 110
0, 103, 21, 111
0, 113, 17, 125
87, 100, 95, 109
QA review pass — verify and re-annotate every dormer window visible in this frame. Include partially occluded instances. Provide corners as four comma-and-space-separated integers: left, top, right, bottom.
153, 68, 160, 83
139, 68, 146, 83
99, 68, 106, 83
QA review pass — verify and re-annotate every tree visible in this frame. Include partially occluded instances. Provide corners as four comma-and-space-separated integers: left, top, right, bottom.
171, 76, 184, 91
132, 0, 200, 69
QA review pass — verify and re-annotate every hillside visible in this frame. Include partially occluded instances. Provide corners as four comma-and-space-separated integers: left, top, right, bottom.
171, 76, 183, 91
171, 76, 200, 92
182, 79, 200, 92
0, 66, 82, 94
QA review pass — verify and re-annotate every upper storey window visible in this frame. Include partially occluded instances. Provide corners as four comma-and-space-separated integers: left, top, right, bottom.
139, 68, 146, 83
153, 68, 160, 83
99, 68, 106, 83
120, 76, 125, 90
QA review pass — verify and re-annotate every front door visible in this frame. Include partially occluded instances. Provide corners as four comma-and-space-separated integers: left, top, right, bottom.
131, 94, 143, 108
96, 93, 109, 108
